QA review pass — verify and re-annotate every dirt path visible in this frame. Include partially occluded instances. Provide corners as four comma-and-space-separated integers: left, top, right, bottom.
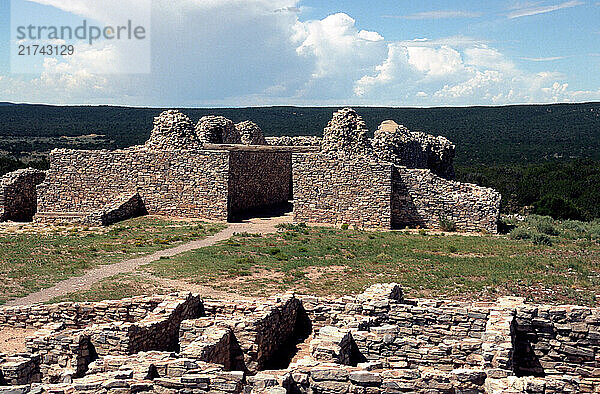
6, 214, 291, 306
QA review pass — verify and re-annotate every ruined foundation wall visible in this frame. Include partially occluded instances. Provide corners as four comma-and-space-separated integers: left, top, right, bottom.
36, 148, 230, 222
514, 305, 600, 377
292, 153, 393, 229
0, 168, 46, 222
392, 167, 501, 233
0, 295, 170, 329
227, 151, 291, 218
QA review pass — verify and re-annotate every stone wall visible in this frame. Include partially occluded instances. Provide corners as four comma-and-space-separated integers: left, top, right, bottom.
392, 167, 502, 233
4, 287, 600, 392
0, 168, 46, 222
514, 305, 600, 377
0, 294, 170, 329
372, 120, 456, 180
266, 136, 322, 147
36, 147, 230, 223
36, 146, 293, 225
292, 153, 393, 229
292, 153, 500, 232
227, 151, 291, 219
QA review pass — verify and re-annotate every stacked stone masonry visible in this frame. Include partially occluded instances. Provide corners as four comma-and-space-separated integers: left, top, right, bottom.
0, 168, 46, 222
293, 153, 500, 233
0, 107, 501, 233
1, 284, 600, 393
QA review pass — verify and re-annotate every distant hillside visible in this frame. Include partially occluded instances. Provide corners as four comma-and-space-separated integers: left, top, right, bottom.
0, 103, 599, 165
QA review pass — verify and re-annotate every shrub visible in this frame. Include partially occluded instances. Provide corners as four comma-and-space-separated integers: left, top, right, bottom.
341, 223, 350, 230
447, 245, 458, 253
510, 227, 532, 240
534, 195, 583, 221
532, 233, 553, 246
418, 229, 427, 236
439, 216, 457, 232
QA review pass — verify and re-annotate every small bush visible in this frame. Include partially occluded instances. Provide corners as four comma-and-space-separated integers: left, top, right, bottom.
510, 227, 532, 240
418, 229, 427, 236
534, 195, 583, 221
268, 247, 281, 255
341, 223, 350, 230
439, 216, 457, 232
532, 233, 553, 246
447, 245, 458, 254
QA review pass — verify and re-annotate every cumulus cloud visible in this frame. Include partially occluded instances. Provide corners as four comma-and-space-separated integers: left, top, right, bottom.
1, 0, 598, 106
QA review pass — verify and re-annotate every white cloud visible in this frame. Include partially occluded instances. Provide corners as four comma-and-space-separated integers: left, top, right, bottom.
522, 56, 567, 61
384, 11, 482, 20
1, 1, 599, 106
508, 0, 584, 19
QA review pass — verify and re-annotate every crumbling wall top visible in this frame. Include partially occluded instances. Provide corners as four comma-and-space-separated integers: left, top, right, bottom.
321, 107, 373, 157
144, 110, 200, 150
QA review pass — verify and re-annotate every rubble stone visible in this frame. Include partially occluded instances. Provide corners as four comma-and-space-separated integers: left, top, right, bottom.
196, 116, 240, 144
321, 108, 372, 158
144, 110, 200, 150
235, 121, 267, 145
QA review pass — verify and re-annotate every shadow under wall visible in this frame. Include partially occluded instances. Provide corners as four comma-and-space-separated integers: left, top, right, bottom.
228, 201, 293, 223
513, 322, 548, 377
390, 168, 427, 230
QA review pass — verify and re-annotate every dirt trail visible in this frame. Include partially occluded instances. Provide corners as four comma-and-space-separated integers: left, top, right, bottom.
6, 214, 291, 306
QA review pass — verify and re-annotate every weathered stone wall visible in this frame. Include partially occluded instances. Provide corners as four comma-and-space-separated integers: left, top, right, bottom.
0, 168, 46, 222
372, 120, 456, 180
266, 136, 322, 147
0, 295, 170, 329
36, 148, 231, 223
36, 147, 294, 224
392, 167, 501, 233
514, 305, 600, 377
292, 153, 393, 229
292, 153, 500, 232
4, 287, 600, 392
227, 151, 292, 219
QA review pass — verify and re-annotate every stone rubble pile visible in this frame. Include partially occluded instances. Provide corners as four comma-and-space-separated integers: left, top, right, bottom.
196, 116, 240, 145
372, 120, 456, 179
2, 284, 600, 393
234, 121, 267, 145
321, 107, 373, 158
144, 110, 200, 150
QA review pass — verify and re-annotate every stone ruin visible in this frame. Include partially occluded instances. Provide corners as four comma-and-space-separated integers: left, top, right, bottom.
196, 116, 241, 145
0, 168, 46, 223
1, 284, 600, 393
321, 108, 373, 158
235, 121, 267, 146
372, 120, 455, 180
1, 108, 500, 232
145, 110, 200, 151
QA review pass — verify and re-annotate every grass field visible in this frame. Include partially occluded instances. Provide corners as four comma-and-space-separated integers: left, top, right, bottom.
139, 216, 600, 306
0, 217, 223, 304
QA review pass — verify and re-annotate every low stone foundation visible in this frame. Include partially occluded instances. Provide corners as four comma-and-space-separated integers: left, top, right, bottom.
2, 285, 600, 392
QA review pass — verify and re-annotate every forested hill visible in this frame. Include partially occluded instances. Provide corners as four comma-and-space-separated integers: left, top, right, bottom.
0, 103, 599, 165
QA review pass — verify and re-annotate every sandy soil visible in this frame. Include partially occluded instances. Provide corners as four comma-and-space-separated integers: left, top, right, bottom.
0, 328, 37, 354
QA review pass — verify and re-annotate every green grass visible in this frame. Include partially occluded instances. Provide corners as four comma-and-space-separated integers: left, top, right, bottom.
48, 272, 175, 304
146, 217, 600, 305
0, 217, 223, 304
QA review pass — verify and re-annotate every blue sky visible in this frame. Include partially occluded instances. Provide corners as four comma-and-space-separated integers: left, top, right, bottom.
0, 0, 599, 107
